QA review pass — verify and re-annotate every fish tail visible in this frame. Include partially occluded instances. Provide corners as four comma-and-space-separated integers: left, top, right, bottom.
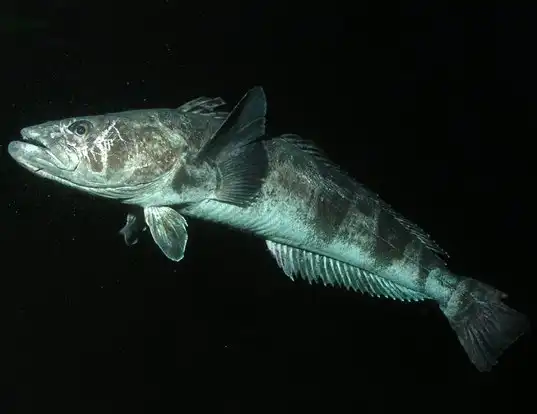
440, 277, 529, 371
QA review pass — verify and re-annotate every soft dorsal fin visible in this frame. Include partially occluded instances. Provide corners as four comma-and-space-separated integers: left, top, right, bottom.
279, 134, 449, 259
266, 240, 429, 302
177, 96, 227, 118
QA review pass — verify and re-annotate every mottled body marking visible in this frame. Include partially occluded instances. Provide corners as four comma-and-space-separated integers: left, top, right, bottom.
182, 136, 450, 298
8, 86, 529, 372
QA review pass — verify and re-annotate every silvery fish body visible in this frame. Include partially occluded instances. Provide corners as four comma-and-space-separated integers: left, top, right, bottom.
8, 87, 529, 372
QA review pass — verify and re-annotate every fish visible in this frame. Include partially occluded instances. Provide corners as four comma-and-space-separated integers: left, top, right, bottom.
8, 86, 529, 371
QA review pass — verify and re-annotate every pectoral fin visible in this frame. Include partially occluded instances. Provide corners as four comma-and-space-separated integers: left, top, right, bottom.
196, 86, 266, 162
119, 212, 147, 246
144, 206, 188, 262
213, 141, 268, 207
196, 86, 268, 208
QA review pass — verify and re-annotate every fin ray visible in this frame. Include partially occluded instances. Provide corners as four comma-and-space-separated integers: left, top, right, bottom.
177, 96, 227, 119
213, 141, 268, 207
118, 212, 146, 246
440, 278, 530, 371
144, 207, 188, 262
266, 240, 428, 302
194, 86, 268, 208
196, 86, 266, 162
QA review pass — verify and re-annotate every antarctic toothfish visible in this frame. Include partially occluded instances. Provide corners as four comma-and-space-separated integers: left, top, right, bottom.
8, 87, 528, 371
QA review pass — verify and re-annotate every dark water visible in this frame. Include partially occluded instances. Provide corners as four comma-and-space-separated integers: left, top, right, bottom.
1, 1, 533, 412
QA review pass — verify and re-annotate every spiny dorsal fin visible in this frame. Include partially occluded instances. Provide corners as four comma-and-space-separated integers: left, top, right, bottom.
279, 134, 449, 259
266, 240, 429, 302
177, 96, 228, 119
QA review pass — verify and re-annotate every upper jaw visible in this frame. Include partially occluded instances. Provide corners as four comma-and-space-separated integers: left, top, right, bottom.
8, 140, 55, 172
20, 127, 48, 149
11, 128, 80, 172
9, 129, 61, 172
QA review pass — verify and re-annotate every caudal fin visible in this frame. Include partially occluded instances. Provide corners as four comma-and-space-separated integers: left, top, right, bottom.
440, 278, 529, 372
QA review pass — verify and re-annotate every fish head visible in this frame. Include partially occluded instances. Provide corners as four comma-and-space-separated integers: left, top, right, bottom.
8, 110, 187, 200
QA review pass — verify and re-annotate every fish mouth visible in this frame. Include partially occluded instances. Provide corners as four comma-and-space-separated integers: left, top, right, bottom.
8, 127, 81, 174
8, 137, 79, 176
21, 133, 48, 149
9, 140, 57, 172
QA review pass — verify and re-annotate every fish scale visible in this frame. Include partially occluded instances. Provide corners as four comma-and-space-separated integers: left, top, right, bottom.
8, 86, 529, 372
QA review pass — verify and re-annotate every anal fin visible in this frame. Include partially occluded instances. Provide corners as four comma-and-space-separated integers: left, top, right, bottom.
266, 240, 428, 302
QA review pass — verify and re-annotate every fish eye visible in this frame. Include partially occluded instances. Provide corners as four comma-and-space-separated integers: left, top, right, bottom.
68, 120, 92, 137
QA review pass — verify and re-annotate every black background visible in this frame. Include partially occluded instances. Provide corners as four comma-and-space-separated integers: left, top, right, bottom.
1, 1, 534, 412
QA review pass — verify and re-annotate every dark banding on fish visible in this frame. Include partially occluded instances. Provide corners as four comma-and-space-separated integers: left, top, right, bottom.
8, 86, 529, 372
